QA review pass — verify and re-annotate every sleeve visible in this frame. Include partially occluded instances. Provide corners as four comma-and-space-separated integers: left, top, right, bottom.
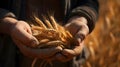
0, 8, 16, 19
0, 0, 16, 19
68, 0, 99, 33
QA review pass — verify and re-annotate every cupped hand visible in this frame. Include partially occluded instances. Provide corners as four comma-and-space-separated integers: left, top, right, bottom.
51, 41, 84, 62
53, 16, 89, 62
10, 20, 39, 47
8, 18, 62, 59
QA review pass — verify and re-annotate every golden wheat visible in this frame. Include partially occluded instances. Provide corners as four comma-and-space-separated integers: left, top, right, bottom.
29, 14, 76, 67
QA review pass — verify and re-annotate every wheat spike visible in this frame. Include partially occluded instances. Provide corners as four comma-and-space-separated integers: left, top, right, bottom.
34, 15, 47, 29
49, 15, 58, 30
42, 16, 54, 29
30, 14, 76, 67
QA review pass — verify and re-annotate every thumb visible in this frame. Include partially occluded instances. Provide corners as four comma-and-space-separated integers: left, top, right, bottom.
75, 32, 85, 45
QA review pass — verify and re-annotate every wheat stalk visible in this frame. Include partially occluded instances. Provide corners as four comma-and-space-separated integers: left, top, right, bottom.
29, 14, 76, 67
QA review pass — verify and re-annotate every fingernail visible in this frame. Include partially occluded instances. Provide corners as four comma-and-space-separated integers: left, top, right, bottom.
31, 40, 39, 47
77, 38, 82, 43
75, 34, 85, 41
56, 46, 63, 50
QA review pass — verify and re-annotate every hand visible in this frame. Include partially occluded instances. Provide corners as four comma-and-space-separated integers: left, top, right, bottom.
2, 17, 62, 59
65, 16, 89, 43
1, 17, 39, 46
53, 16, 89, 62
10, 20, 39, 47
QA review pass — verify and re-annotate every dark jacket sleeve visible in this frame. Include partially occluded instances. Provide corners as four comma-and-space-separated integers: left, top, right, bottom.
0, 8, 16, 19
67, 0, 99, 33
0, 0, 16, 19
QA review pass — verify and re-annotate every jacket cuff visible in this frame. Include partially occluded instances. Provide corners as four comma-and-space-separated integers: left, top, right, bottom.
68, 6, 98, 33
0, 8, 16, 19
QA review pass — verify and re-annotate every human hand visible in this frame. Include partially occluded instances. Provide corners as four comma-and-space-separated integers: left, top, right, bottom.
10, 20, 39, 47
2, 17, 62, 59
65, 16, 89, 43
1, 17, 39, 46
53, 16, 89, 62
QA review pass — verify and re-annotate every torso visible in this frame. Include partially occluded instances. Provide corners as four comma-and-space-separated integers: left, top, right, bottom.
27, 0, 64, 22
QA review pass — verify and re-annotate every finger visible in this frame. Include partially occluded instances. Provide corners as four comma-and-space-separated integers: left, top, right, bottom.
39, 46, 63, 58
54, 53, 69, 62
54, 52, 74, 62
20, 21, 33, 35
20, 31, 39, 47
64, 22, 79, 35
75, 23, 89, 40
62, 49, 76, 56
12, 38, 35, 58
73, 41, 84, 55
25, 23, 32, 35
62, 41, 84, 57
75, 33, 84, 45
13, 38, 63, 59
21, 46, 62, 59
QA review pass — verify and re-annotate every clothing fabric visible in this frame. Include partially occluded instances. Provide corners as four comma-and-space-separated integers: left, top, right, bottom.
0, 0, 99, 67
0, 0, 99, 33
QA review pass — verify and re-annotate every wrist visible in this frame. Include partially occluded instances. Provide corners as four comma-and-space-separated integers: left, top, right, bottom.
68, 16, 88, 24
0, 17, 18, 35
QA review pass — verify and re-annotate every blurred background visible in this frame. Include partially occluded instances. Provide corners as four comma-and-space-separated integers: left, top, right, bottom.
81, 0, 120, 67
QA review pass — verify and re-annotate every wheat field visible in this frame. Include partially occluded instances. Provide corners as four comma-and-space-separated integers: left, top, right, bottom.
81, 0, 120, 67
